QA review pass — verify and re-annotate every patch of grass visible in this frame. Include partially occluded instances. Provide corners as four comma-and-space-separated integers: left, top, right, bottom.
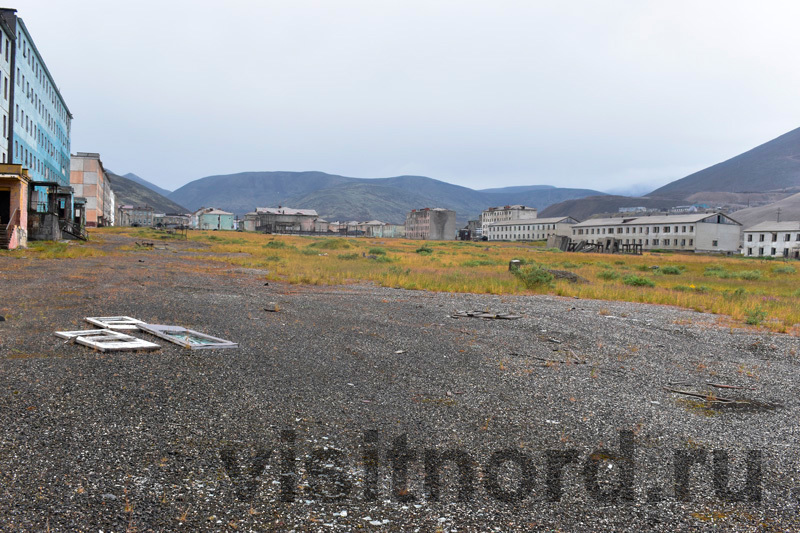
308, 238, 351, 250
336, 252, 360, 260
745, 308, 767, 326
374, 255, 393, 263
771, 265, 796, 274
300, 248, 320, 256
513, 265, 554, 288
416, 246, 433, 255
622, 275, 655, 287
462, 259, 499, 267
368, 247, 387, 255
264, 240, 288, 248
597, 270, 619, 280
661, 265, 683, 275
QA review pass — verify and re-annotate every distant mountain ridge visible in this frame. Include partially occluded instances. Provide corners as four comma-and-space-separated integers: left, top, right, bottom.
122, 172, 173, 198
106, 172, 188, 214
167, 171, 605, 224
541, 126, 800, 219
649, 127, 800, 198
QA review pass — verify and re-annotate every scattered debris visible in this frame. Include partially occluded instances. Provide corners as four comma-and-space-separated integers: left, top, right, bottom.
135, 242, 154, 248
55, 329, 160, 352
662, 387, 742, 404
707, 382, 756, 390
137, 324, 238, 350
0, 316, 4, 322
394, 350, 406, 354
264, 302, 280, 312
85, 316, 146, 331
450, 311, 522, 320
508, 260, 522, 271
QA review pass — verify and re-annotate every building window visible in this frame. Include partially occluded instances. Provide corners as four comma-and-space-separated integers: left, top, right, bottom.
771, 247, 776, 255
747, 234, 752, 242
785, 233, 791, 241
689, 239, 693, 246
759, 234, 765, 242
758, 247, 763, 256
772, 234, 777, 242
712, 240, 718, 247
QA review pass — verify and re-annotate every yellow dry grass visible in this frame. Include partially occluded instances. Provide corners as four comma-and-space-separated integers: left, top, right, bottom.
85, 228, 800, 332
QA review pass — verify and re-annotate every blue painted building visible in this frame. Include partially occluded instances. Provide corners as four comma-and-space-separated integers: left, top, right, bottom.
0, 8, 72, 186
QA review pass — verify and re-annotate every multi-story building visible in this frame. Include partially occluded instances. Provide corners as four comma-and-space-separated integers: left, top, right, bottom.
405, 207, 456, 240
198, 208, 234, 230
242, 206, 319, 233
571, 213, 741, 253
0, 9, 72, 183
69, 152, 116, 227
0, 9, 72, 242
486, 216, 579, 241
742, 221, 800, 259
117, 205, 154, 227
154, 212, 190, 228
481, 205, 537, 235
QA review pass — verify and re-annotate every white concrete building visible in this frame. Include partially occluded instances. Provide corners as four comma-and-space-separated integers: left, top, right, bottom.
486, 216, 579, 241
481, 205, 537, 235
742, 221, 800, 259
571, 213, 742, 253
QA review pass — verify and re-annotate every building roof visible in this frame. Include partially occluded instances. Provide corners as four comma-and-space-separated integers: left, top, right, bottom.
201, 209, 233, 216
255, 207, 318, 216
487, 216, 578, 227
743, 221, 800, 232
574, 212, 738, 227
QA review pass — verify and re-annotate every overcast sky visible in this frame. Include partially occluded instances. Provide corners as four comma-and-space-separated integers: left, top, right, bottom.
21, 0, 800, 192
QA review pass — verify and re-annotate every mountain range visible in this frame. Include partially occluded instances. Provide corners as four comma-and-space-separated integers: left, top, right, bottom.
116, 125, 800, 227
165, 172, 604, 224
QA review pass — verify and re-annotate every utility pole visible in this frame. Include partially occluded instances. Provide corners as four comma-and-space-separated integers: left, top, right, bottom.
777, 208, 781, 223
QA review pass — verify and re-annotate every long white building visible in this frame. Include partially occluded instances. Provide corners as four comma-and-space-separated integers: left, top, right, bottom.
485, 216, 579, 241
742, 221, 800, 259
571, 213, 742, 253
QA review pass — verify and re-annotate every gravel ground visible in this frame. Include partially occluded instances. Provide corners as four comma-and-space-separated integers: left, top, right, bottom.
1, 234, 799, 531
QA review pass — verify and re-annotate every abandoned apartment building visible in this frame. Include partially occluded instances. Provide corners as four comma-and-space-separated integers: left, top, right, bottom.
484, 216, 580, 242
191, 207, 234, 230
571, 213, 742, 253
70, 152, 116, 228
242, 207, 321, 233
405, 207, 457, 240
480, 204, 538, 237
742, 221, 800, 259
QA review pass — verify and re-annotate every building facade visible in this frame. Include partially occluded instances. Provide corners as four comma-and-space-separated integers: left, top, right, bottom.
481, 205, 537, 235
198, 208, 234, 230
242, 206, 319, 233
486, 216, 579, 241
405, 208, 456, 240
0, 163, 28, 248
154, 212, 190, 228
69, 152, 115, 227
117, 205, 154, 227
742, 221, 800, 259
0, 9, 71, 184
571, 213, 741, 253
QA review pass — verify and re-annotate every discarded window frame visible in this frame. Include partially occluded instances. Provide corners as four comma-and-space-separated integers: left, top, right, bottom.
54, 329, 161, 352
137, 324, 238, 350
85, 316, 146, 331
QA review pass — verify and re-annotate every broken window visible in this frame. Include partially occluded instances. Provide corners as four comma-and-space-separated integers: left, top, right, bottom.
55, 329, 160, 352
85, 316, 146, 331
137, 324, 238, 350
